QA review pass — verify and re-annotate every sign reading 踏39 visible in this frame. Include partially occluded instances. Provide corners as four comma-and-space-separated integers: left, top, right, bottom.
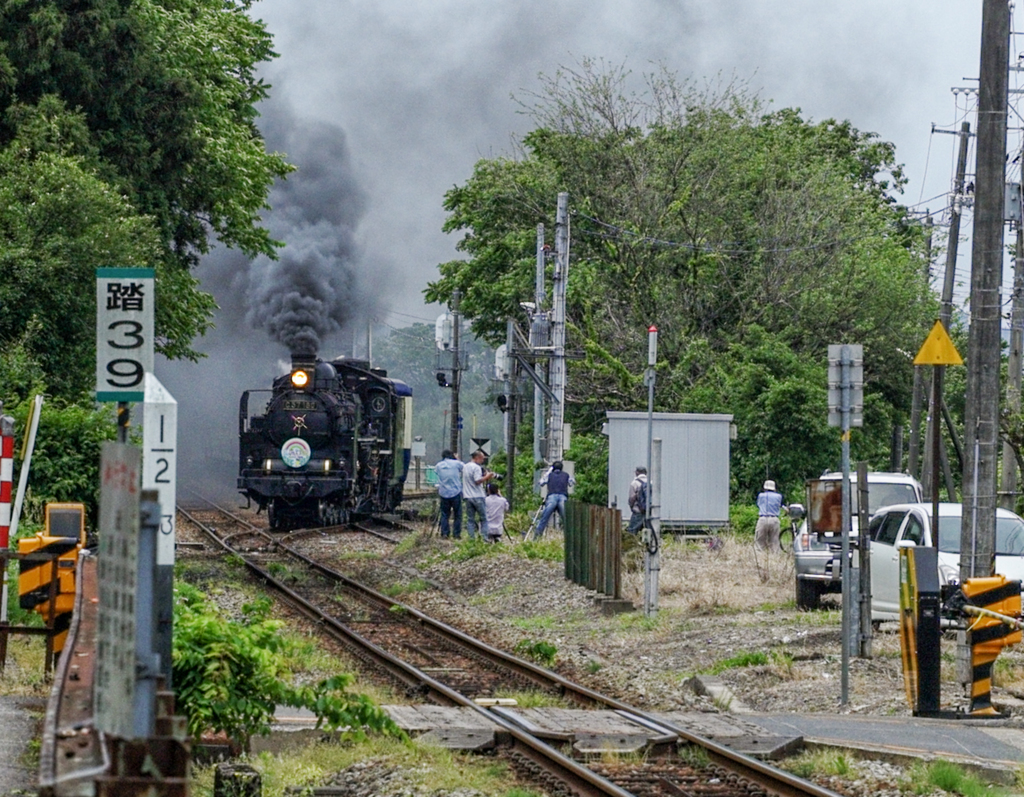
95, 268, 155, 402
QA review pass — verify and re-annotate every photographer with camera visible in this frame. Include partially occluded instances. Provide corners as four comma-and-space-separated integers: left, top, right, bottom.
533, 461, 575, 539
462, 450, 495, 540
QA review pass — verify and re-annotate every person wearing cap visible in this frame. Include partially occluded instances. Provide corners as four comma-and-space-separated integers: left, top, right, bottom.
755, 479, 784, 551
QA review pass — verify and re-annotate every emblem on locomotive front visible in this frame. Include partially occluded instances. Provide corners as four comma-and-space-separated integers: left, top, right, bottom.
281, 437, 312, 468
291, 414, 308, 432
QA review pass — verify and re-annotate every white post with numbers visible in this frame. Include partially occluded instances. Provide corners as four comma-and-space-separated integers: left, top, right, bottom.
143, 373, 176, 686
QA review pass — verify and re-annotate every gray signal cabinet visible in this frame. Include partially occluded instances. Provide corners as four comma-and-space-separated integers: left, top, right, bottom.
604, 412, 733, 528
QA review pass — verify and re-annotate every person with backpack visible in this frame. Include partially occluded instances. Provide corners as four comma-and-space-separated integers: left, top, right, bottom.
627, 466, 648, 534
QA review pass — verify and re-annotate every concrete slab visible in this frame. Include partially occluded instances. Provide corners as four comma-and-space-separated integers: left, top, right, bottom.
0, 696, 44, 797
745, 713, 1024, 784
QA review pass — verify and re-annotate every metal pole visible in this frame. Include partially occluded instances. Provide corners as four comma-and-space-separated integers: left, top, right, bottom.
932, 367, 943, 540
450, 290, 461, 456
134, 492, 161, 739
535, 224, 546, 466
506, 318, 517, 512
645, 438, 662, 617
961, 0, 1007, 581
840, 345, 851, 706
1001, 184, 1024, 509
921, 123, 970, 496
549, 193, 569, 462
856, 461, 872, 658
644, 327, 658, 617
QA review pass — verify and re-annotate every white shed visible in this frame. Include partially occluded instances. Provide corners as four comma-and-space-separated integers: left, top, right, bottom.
604, 412, 733, 527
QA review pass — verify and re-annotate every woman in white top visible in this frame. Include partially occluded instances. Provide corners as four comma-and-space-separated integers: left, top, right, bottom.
484, 483, 509, 543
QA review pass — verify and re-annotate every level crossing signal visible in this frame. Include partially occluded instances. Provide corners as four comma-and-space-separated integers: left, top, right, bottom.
18, 503, 87, 655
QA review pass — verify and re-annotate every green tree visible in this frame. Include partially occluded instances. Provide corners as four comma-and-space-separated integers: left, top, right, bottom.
0, 110, 171, 399
426, 61, 936, 498
0, 0, 291, 269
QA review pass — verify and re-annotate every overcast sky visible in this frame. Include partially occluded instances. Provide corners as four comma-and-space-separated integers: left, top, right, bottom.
252, 0, 992, 325
158, 0, 1004, 492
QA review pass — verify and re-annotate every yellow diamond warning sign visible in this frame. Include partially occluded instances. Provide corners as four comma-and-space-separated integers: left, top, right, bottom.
913, 320, 963, 366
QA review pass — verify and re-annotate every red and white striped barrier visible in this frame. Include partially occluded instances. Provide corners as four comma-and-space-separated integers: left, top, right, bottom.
0, 431, 12, 547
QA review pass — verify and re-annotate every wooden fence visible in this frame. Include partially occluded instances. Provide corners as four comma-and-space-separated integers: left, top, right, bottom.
563, 500, 623, 601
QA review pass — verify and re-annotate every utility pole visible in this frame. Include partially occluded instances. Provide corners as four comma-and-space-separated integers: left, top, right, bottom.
909, 214, 935, 479
1001, 180, 1024, 509
534, 224, 547, 465
548, 192, 569, 462
449, 289, 462, 456
922, 122, 971, 497
505, 318, 517, 511
961, 0, 1008, 581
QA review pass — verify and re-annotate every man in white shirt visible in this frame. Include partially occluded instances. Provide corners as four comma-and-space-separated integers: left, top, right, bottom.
462, 450, 494, 540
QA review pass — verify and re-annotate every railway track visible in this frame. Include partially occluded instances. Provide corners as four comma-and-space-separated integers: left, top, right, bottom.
176, 497, 842, 797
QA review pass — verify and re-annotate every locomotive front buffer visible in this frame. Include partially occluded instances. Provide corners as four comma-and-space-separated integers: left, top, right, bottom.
899, 545, 1023, 718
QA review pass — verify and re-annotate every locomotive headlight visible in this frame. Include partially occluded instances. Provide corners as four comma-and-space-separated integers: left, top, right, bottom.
323, 459, 332, 472
246, 456, 254, 467
291, 369, 310, 389
264, 458, 273, 472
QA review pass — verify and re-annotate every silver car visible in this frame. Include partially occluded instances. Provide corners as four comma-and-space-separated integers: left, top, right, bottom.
868, 502, 1024, 621
792, 471, 923, 609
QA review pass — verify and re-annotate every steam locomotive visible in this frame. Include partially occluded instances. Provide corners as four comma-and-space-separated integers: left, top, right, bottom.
238, 353, 412, 530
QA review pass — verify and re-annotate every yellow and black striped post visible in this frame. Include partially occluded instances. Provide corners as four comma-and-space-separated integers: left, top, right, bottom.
17, 503, 86, 656
962, 576, 1022, 716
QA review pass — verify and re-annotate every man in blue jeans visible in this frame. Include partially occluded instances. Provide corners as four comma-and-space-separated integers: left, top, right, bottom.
462, 449, 495, 539
533, 461, 575, 539
434, 450, 464, 538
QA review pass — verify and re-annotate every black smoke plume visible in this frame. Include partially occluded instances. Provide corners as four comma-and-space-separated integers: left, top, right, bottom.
156, 100, 382, 497
246, 108, 371, 356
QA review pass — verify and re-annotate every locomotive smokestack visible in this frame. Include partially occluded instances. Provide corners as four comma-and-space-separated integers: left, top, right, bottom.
291, 350, 317, 373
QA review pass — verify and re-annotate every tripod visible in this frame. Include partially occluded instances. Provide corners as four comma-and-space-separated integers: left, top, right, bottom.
524, 495, 563, 540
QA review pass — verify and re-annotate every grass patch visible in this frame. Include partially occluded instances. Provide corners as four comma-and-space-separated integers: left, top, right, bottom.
904, 759, 1014, 796
335, 550, 381, 561
512, 615, 560, 631
511, 537, 563, 562
513, 639, 558, 667
391, 532, 421, 556
190, 735, 534, 797
784, 748, 853, 779
380, 578, 430, 598
615, 611, 667, 632
496, 690, 574, 709
678, 743, 710, 769
702, 649, 793, 675
445, 537, 494, 562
